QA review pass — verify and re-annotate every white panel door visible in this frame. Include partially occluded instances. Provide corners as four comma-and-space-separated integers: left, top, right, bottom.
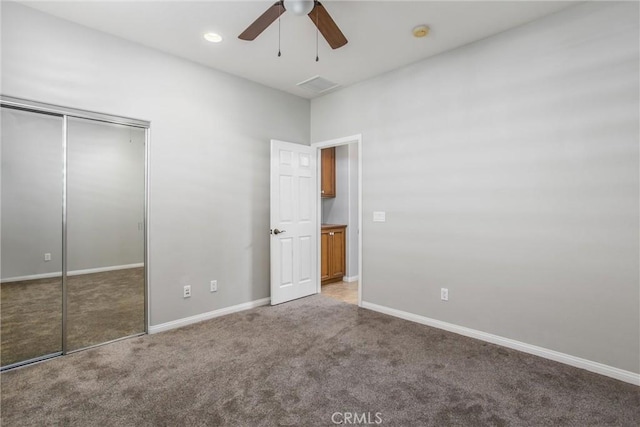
270, 140, 317, 305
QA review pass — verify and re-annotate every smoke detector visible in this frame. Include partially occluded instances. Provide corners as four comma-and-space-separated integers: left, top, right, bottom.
413, 25, 430, 38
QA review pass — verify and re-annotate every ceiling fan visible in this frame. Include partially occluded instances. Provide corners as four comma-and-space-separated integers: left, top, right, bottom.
238, 0, 348, 50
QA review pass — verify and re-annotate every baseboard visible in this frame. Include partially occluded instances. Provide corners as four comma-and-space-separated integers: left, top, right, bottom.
1, 272, 61, 283
67, 263, 144, 277
1, 263, 144, 283
361, 301, 640, 386
149, 297, 271, 334
343, 275, 359, 283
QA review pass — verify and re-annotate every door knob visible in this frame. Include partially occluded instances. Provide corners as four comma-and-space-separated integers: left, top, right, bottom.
273, 228, 286, 235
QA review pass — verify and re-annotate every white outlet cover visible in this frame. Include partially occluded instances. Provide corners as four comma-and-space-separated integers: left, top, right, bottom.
183, 285, 191, 298
210, 280, 218, 292
441, 288, 449, 301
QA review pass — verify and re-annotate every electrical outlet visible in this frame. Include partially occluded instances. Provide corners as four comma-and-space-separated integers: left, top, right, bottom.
183, 285, 191, 298
44, 253, 51, 262
210, 280, 218, 293
441, 288, 449, 301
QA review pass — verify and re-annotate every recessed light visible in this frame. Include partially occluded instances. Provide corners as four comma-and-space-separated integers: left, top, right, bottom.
412, 25, 430, 38
204, 32, 223, 43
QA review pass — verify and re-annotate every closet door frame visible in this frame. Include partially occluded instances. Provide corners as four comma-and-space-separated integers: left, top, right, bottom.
0, 95, 150, 366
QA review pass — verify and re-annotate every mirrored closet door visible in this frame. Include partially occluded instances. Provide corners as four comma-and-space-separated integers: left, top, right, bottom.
1, 108, 64, 367
66, 118, 146, 351
0, 97, 148, 369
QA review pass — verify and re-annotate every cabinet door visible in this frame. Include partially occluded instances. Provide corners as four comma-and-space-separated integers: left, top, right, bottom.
330, 228, 345, 280
320, 230, 330, 282
321, 147, 335, 198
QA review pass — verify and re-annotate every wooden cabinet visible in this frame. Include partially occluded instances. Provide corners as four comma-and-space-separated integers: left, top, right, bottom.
321, 147, 335, 198
321, 224, 346, 284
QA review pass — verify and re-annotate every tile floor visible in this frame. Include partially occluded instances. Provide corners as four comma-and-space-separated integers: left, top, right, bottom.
321, 281, 358, 305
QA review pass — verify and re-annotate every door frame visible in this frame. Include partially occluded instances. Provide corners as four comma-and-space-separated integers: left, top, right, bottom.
311, 134, 363, 307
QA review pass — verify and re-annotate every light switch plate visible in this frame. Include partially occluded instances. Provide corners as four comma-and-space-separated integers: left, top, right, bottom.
373, 211, 386, 222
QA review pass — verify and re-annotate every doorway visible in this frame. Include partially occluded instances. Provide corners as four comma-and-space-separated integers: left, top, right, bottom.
0, 96, 149, 370
312, 135, 362, 306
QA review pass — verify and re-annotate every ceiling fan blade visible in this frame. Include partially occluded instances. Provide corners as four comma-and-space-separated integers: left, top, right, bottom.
308, 2, 348, 49
239, 1, 285, 41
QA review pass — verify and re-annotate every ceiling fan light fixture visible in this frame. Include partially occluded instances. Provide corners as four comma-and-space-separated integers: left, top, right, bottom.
238, 1, 347, 49
204, 32, 223, 43
284, 0, 315, 16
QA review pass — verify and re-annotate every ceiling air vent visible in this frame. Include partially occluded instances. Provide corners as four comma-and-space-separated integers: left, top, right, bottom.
297, 76, 340, 94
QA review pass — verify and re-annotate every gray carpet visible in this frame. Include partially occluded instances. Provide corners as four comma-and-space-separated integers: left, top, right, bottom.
1, 268, 145, 366
1, 295, 638, 426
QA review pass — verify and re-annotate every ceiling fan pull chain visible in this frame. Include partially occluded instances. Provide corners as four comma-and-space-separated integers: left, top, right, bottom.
278, 1, 282, 57
315, 4, 319, 62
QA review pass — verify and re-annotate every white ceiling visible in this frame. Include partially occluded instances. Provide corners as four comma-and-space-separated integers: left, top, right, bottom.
20, 1, 576, 99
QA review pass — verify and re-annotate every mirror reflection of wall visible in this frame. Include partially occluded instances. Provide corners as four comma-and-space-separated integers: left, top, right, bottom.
1, 109, 64, 281
67, 118, 145, 272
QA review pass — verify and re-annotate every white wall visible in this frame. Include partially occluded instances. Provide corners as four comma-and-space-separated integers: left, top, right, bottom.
311, 2, 639, 373
1, 2, 310, 325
